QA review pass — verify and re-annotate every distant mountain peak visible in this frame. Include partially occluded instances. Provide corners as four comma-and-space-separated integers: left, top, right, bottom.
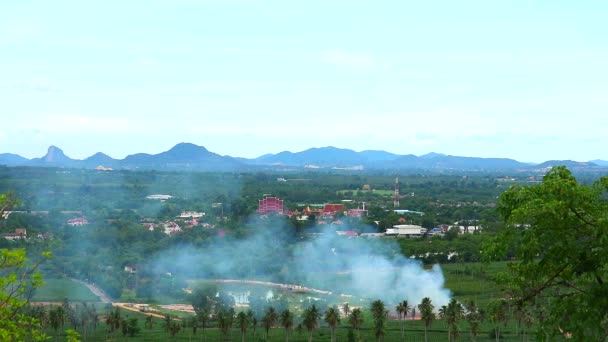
42, 145, 70, 163
420, 152, 446, 159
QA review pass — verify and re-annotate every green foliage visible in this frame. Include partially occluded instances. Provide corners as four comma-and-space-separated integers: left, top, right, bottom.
486, 166, 608, 340
0, 244, 50, 340
438, 298, 465, 342
417, 297, 435, 342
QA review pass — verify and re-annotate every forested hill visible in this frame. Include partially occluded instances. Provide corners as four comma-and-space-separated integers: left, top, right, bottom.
1, 143, 606, 173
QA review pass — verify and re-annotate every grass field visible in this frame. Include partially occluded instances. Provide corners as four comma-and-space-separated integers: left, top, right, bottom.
42, 306, 533, 341
32, 278, 101, 302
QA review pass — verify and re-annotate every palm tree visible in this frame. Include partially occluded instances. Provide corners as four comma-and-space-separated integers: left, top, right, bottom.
217, 309, 235, 342
438, 299, 464, 342
342, 302, 350, 317
370, 300, 387, 342
464, 300, 483, 342
197, 309, 209, 341
324, 307, 341, 342
262, 306, 278, 340
236, 311, 249, 342
280, 309, 294, 342
302, 305, 321, 342
348, 308, 363, 332
396, 302, 405, 321
395, 300, 411, 340
145, 315, 153, 330
488, 300, 509, 342
418, 297, 435, 342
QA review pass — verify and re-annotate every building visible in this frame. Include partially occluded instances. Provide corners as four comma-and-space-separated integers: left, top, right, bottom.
347, 209, 367, 217
323, 204, 345, 214
67, 218, 88, 226
2, 228, 27, 240
257, 197, 284, 214
385, 224, 426, 238
145, 194, 173, 200
178, 211, 205, 218
336, 230, 358, 237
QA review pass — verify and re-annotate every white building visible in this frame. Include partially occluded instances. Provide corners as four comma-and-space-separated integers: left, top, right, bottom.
146, 194, 173, 200
178, 211, 205, 218
385, 224, 426, 238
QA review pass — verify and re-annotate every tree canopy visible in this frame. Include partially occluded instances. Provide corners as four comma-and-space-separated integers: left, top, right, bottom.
486, 166, 608, 340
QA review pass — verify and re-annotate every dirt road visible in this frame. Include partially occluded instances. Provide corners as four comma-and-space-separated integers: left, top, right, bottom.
71, 278, 112, 303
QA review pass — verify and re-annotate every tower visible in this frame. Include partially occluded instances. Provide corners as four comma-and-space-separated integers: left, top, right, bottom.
394, 177, 400, 208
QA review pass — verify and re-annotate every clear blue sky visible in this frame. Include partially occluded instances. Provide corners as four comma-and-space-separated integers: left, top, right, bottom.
1, 0, 607, 162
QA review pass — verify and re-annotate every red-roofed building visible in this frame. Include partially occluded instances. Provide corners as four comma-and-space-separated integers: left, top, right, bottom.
347, 209, 368, 217
257, 197, 284, 214
323, 204, 345, 213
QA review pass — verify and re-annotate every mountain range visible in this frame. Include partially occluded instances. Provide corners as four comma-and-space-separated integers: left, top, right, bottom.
1, 143, 606, 172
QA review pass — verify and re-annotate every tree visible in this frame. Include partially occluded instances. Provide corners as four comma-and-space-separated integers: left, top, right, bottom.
236, 311, 249, 342
106, 307, 121, 334
348, 308, 363, 332
246, 309, 257, 338
485, 166, 608, 340
464, 300, 482, 342
302, 305, 320, 342
280, 309, 294, 342
438, 298, 464, 342
342, 302, 350, 317
418, 297, 435, 342
0, 194, 50, 341
488, 300, 509, 342
262, 306, 278, 340
49, 305, 66, 334
217, 309, 234, 342
163, 315, 181, 337
370, 300, 386, 342
395, 300, 411, 340
189, 316, 198, 336
323, 306, 340, 342
196, 309, 209, 341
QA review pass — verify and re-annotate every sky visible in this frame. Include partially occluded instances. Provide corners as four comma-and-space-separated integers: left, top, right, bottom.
1, 0, 607, 162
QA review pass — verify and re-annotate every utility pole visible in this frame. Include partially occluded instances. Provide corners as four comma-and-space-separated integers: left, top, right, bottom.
394, 177, 400, 209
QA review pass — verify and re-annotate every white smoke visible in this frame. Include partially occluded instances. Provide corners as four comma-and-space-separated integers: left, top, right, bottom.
148, 218, 452, 308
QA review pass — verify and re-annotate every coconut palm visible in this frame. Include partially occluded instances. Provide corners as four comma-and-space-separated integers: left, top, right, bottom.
464, 300, 483, 342
438, 299, 465, 342
197, 309, 209, 341
302, 304, 321, 342
236, 311, 249, 342
280, 309, 294, 342
262, 306, 278, 340
370, 300, 387, 342
218, 309, 235, 342
418, 297, 435, 342
396, 300, 411, 340
342, 302, 350, 317
348, 308, 363, 332
488, 300, 509, 342
324, 306, 341, 342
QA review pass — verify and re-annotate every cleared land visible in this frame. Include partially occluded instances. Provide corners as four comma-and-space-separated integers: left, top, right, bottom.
32, 278, 100, 302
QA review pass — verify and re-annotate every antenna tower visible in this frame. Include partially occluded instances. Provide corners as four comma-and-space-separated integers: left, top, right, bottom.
394, 177, 400, 208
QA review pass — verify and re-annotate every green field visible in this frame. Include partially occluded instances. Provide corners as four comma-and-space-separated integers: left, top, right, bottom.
41, 306, 533, 341
35, 262, 553, 341
32, 278, 101, 302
